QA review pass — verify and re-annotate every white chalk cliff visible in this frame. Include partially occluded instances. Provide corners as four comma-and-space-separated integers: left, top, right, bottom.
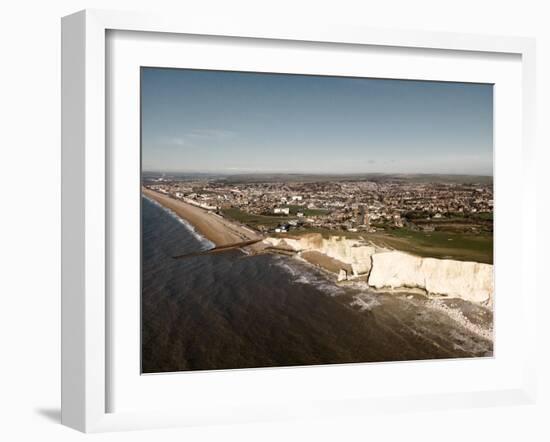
264, 234, 377, 275
368, 251, 493, 305
263, 233, 493, 306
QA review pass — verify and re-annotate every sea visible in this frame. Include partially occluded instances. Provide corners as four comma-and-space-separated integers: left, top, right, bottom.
141, 196, 493, 373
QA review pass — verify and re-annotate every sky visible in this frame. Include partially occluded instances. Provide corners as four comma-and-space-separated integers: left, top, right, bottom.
141, 68, 493, 175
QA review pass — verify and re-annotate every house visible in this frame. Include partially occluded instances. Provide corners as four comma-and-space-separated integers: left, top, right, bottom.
273, 207, 290, 215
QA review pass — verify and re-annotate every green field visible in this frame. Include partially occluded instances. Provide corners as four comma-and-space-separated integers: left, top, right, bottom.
473, 212, 493, 221
283, 227, 365, 240
286, 205, 330, 216
286, 227, 493, 264
222, 207, 329, 228
221, 208, 293, 227
367, 228, 493, 264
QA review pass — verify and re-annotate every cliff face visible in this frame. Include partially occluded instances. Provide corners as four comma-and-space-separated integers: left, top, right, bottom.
263, 233, 494, 306
368, 252, 493, 305
264, 234, 377, 275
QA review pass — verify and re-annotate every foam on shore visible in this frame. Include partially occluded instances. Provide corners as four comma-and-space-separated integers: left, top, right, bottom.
423, 298, 493, 342
143, 195, 214, 250
272, 257, 346, 297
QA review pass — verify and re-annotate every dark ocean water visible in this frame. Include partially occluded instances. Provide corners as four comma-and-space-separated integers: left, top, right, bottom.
141, 196, 493, 373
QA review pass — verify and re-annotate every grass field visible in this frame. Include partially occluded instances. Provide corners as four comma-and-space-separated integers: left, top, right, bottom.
367, 228, 493, 264
286, 227, 493, 264
286, 205, 330, 217
222, 207, 329, 228
473, 212, 493, 221
221, 208, 293, 227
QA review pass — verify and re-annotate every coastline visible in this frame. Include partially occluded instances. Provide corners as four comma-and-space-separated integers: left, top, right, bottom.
142, 189, 351, 277
143, 188, 493, 307
299, 250, 352, 275
142, 188, 262, 246
141, 191, 493, 373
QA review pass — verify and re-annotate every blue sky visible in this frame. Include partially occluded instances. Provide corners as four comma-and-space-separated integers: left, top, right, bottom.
141, 68, 493, 175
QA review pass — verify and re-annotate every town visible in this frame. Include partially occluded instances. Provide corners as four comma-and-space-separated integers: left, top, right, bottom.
143, 174, 493, 236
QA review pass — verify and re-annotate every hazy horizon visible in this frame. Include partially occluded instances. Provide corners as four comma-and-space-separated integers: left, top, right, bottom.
142, 68, 493, 175
142, 169, 493, 177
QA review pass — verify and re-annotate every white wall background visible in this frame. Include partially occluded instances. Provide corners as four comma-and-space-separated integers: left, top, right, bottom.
0, 1, 547, 441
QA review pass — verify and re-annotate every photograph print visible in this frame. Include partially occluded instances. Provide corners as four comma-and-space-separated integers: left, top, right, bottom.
141, 68, 494, 373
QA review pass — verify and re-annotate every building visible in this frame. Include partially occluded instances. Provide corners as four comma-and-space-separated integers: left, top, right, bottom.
274, 207, 290, 215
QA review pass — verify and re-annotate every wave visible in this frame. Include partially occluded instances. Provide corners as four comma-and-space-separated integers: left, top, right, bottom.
272, 254, 493, 345
350, 293, 381, 311
348, 279, 493, 340
272, 257, 346, 297
143, 195, 214, 250
424, 298, 493, 342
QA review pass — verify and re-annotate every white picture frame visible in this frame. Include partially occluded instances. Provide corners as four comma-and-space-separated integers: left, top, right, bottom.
61, 9, 537, 433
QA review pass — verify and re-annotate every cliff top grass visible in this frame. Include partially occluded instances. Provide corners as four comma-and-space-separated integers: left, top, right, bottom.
285, 227, 493, 264
223, 207, 493, 264
368, 229, 493, 264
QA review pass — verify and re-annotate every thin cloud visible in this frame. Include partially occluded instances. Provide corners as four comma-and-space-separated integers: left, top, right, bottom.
186, 129, 236, 139
168, 137, 188, 146
162, 129, 237, 148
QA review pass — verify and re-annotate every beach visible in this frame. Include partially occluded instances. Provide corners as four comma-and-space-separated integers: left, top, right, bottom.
299, 250, 352, 275
140, 194, 494, 372
143, 188, 261, 246
143, 188, 493, 306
